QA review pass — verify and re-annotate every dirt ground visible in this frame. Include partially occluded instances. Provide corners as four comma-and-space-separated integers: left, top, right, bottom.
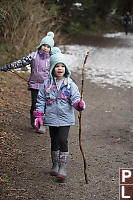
1, 46, 133, 199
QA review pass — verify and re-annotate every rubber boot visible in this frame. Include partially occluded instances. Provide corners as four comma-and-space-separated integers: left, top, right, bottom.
50, 151, 60, 176
30, 114, 35, 128
37, 125, 46, 134
57, 152, 69, 181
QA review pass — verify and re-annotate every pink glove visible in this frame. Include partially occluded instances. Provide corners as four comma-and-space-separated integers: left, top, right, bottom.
33, 110, 43, 130
74, 99, 85, 111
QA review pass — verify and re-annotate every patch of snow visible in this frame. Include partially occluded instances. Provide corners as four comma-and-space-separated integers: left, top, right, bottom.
60, 33, 133, 88
104, 32, 122, 38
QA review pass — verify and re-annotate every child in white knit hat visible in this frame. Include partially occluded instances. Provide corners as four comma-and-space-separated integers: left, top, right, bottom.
33, 49, 85, 182
1, 32, 54, 132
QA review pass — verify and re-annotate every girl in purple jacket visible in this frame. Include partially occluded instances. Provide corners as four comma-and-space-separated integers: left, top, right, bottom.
1, 32, 54, 130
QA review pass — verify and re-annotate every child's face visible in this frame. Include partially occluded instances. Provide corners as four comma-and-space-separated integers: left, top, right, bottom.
41, 44, 50, 53
54, 63, 65, 80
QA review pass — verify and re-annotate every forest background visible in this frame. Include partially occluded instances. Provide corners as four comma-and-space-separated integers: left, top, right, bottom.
0, 0, 133, 67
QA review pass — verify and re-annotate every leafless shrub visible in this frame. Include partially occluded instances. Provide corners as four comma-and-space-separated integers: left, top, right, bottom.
0, 0, 65, 62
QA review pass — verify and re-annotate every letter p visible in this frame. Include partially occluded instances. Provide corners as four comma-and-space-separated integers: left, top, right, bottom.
122, 170, 132, 182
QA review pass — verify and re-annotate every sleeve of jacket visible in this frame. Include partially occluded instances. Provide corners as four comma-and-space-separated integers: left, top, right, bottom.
9, 52, 35, 69
70, 81, 81, 105
36, 83, 46, 113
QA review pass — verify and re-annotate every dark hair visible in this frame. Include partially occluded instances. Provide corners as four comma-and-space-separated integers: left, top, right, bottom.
51, 64, 76, 83
52, 64, 68, 77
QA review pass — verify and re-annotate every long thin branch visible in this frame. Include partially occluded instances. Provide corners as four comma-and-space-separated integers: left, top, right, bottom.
79, 51, 89, 184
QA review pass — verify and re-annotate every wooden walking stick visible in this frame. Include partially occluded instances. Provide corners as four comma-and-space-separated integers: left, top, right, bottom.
10, 70, 28, 83
79, 51, 89, 184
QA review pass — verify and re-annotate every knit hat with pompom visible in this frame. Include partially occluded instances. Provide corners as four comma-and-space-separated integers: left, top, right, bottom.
37, 32, 54, 49
51, 46, 61, 55
47, 47, 71, 90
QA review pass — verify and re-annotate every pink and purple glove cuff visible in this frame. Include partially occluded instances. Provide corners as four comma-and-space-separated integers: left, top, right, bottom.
33, 110, 44, 131
33, 110, 43, 118
74, 99, 85, 111
35, 118, 43, 130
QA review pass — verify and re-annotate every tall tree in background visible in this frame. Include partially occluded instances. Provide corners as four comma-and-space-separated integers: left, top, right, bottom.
93, 0, 115, 18
116, 0, 133, 15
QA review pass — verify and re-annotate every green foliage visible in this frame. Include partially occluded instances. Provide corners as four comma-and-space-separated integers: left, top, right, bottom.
67, 21, 81, 34
1, 43, 8, 53
0, 0, 64, 65
116, 0, 133, 14
48, 4, 60, 16
61, 0, 133, 36
80, 0, 97, 17
0, 0, 133, 63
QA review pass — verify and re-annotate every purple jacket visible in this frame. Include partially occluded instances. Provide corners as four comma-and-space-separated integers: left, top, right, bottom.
28, 51, 50, 90
9, 50, 51, 90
